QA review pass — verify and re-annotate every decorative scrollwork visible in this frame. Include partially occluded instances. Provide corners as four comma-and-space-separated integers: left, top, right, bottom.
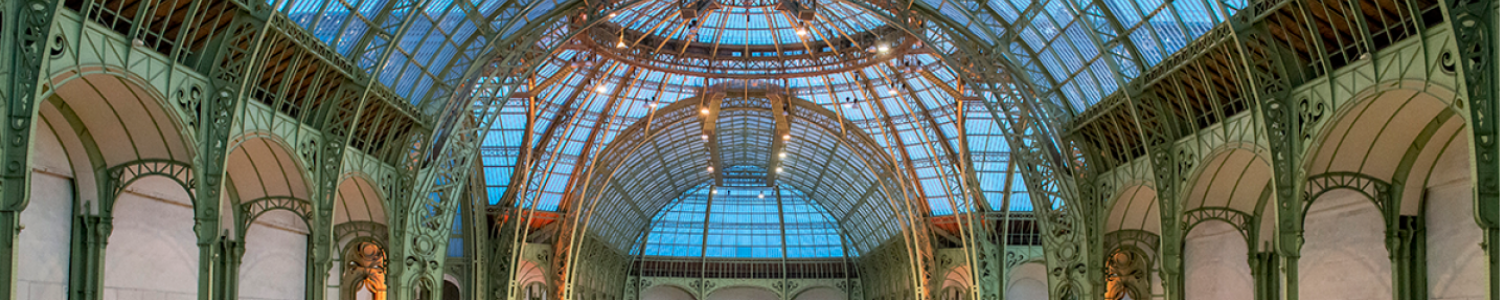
174, 84, 204, 129
1302, 171, 1394, 216
1181, 207, 1255, 244
238, 196, 313, 235
49, 33, 66, 58
772, 280, 798, 295
334, 221, 389, 246
1103, 230, 1160, 253
1439, 50, 1458, 74
1298, 97, 1328, 142
103, 159, 197, 211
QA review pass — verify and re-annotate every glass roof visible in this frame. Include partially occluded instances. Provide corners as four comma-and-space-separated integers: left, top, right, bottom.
269, 0, 1250, 258
607, 0, 885, 46
640, 184, 846, 258
272, 0, 1247, 115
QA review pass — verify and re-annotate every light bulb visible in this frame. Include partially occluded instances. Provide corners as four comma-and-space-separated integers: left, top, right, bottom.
888, 88, 898, 95
782, 134, 790, 140
700, 107, 710, 114
779, 152, 786, 158
758, 192, 765, 199
844, 103, 855, 109
776, 166, 784, 173
708, 166, 714, 172
877, 44, 890, 53
796, 28, 808, 36
616, 41, 627, 48
702, 134, 709, 140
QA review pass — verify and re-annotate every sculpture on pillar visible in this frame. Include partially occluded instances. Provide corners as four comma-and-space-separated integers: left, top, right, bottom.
343, 241, 390, 300
1104, 249, 1148, 300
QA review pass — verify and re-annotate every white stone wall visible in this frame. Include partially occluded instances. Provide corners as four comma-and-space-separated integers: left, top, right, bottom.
239, 210, 310, 300
17, 172, 73, 300
17, 119, 76, 300
1424, 140, 1483, 300
1299, 190, 1391, 300
103, 178, 199, 300
1183, 221, 1252, 300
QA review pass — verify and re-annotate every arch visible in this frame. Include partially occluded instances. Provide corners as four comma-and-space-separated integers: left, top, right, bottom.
1105, 185, 1161, 234
1005, 262, 1049, 300
1299, 186, 1392, 299
1182, 220, 1254, 300
336, 222, 390, 250
1303, 80, 1462, 187
225, 136, 314, 204
102, 175, 199, 298
42, 72, 194, 167
238, 196, 314, 236
1180, 207, 1255, 245
1104, 246, 1151, 300
705, 286, 779, 300
442, 276, 461, 300
1180, 146, 1273, 215
102, 159, 196, 211
335, 174, 388, 225
1301, 172, 1395, 224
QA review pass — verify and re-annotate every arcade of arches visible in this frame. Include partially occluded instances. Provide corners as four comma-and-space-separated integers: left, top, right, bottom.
1, 0, 1498, 299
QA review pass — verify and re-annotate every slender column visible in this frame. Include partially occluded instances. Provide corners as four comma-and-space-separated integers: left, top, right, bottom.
1225, 9, 1309, 300
0, 0, 60, 296
1249, 251, 1279, 300
1391, 216, 1425, 300
1439, 0, 1499, 297
68, 212, 110, 300
192, 9, 268, 298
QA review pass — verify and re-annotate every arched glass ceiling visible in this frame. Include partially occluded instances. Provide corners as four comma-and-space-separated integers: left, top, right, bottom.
273, 0, 1245, 117
608, 0, 885, 46
477, 44, 1036, 219
640, 184, 846, 258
